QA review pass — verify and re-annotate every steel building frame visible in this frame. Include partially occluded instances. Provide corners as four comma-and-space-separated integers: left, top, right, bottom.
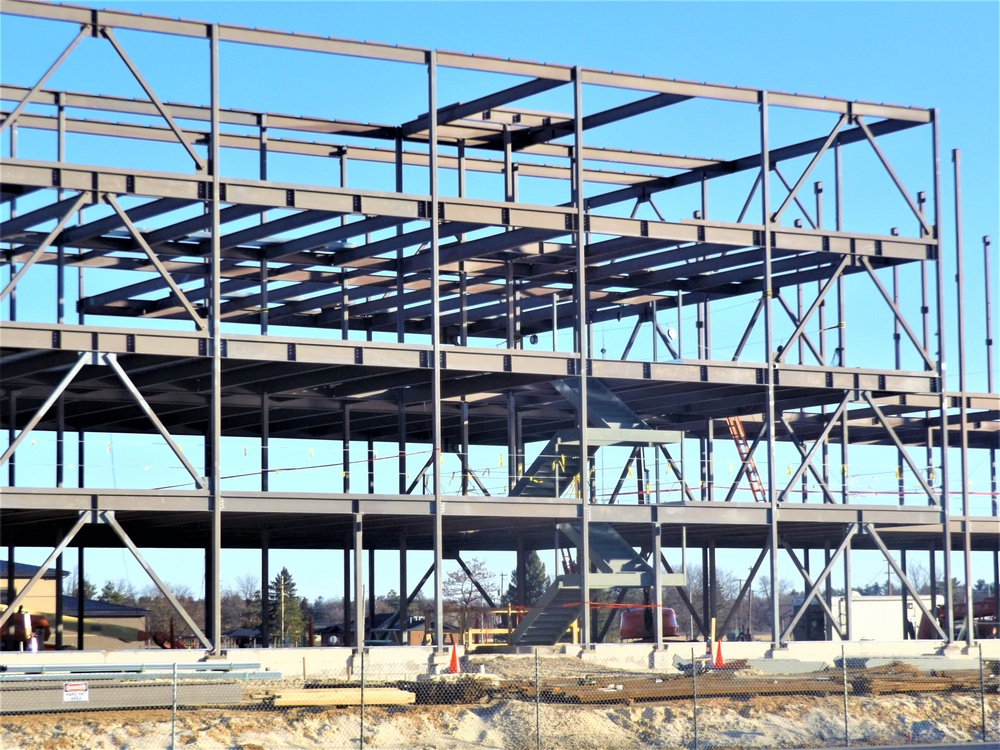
1, 0, 997, 651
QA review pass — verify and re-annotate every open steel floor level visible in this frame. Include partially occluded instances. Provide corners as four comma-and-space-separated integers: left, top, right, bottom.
1, 0, 997, 650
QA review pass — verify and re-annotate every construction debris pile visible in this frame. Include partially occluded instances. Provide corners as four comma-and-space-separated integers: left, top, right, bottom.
2, 655, 997, 748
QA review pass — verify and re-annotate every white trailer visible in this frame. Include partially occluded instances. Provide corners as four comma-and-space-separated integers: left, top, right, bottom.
791, 592, 938, 641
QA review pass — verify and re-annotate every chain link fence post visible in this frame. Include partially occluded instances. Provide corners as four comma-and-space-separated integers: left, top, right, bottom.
841, 644, 849, 747
534, 649, 541, 750
978, 642, 987, 742
360, 646, 365, 748
171, 660, 178, 750
691, 647, 698, 750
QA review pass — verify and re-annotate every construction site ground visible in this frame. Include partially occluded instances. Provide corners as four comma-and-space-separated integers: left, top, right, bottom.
2, 654, 998, 749
1, 693, 997, 749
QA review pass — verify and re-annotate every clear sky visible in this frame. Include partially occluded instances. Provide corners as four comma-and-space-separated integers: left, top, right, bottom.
2, 1, 998, 606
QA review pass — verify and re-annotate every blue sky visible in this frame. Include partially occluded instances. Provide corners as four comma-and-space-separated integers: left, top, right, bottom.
2, 2, 997, 606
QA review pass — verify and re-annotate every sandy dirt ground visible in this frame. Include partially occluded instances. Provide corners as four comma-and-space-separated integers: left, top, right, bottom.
2, 693, 997, 749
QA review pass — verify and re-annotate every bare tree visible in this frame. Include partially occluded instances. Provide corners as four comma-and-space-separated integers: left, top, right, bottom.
443, 558, 496, 634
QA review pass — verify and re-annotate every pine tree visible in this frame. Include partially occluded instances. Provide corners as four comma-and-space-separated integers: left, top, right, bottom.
268, 567, 305, 646
502, 550, 550, 606
64, 574, 97, 600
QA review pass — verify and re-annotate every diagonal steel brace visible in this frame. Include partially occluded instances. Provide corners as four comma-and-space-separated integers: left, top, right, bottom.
781, 540, 845, 639
1, 193, 89, 302
0, 512, 90, 630
656, 444, 698, 503
661, 552, 707, 638
862, 523, 948, 640
0, 353, 91, 467
771, 114, 847, 224
103, 352, 207, 488
101, 510, 213, 649
723, 421, 768, 502
101, 28, 206, 171
781, 523, 857, 643
861, 391, 940, 504
717, 544, 769, 635
0, 26, 88, 134
855, 116, 933, 236
774, 166, 817, 229
776, 292, 824, 364
105, 193, 208, 331
456, 555, 497, 609
777, 394, 851, 504
777, 257, 848, 364
860, 257, 936, 370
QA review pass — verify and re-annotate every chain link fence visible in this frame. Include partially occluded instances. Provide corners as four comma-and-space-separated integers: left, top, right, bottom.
1, 645, 997, 748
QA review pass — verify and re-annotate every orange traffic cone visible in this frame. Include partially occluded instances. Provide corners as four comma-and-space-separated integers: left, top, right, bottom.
448, 642, 460, 674
713, 639, 726, 669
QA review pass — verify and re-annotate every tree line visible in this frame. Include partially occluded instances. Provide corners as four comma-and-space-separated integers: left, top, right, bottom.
63, 555, 990, 646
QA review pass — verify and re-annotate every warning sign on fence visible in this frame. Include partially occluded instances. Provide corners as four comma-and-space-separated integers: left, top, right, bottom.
63, 682, 89, 702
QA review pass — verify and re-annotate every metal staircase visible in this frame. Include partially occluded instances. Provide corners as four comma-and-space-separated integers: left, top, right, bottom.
510, 378, 681, 499
506, 379, 686, 646
510, 429, 596, 498
508, 521, 684, 646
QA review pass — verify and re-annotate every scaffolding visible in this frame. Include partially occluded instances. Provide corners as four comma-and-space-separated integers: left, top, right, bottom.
1, 0, 997, 652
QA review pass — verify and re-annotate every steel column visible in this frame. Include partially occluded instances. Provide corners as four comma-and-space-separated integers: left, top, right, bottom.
428, 49, 445, 651
932, 109, 954, 642
207, 23, 223, 651
953, 149, 974, 644
354, 513, 364, 648
760, 90, 782, 648
398, 534, 408, 644
261, 531, 269, 648
572, 65, 592, 647
76, 545, 84, 650
652, 525, 663, 647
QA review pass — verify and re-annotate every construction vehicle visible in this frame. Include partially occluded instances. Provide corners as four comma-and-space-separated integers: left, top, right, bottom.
1, 606, 51, 650
619, 607, 680, 641
917, 597, 998, 640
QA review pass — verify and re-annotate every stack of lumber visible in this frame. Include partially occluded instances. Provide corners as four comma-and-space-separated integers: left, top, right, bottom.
855, 662, 984, 696
263, 687, 415, 707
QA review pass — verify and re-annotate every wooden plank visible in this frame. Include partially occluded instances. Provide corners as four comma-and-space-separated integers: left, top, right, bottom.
270, 687, 415, 707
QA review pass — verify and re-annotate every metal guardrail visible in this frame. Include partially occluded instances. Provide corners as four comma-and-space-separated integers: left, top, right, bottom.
0, 661, 263, 675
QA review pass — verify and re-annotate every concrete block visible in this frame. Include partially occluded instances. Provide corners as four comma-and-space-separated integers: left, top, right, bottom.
650, 649, 675, 672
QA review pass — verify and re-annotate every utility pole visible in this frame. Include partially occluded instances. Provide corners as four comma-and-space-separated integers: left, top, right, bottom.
280, 575, 285, 648
737, 579, 744, 633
